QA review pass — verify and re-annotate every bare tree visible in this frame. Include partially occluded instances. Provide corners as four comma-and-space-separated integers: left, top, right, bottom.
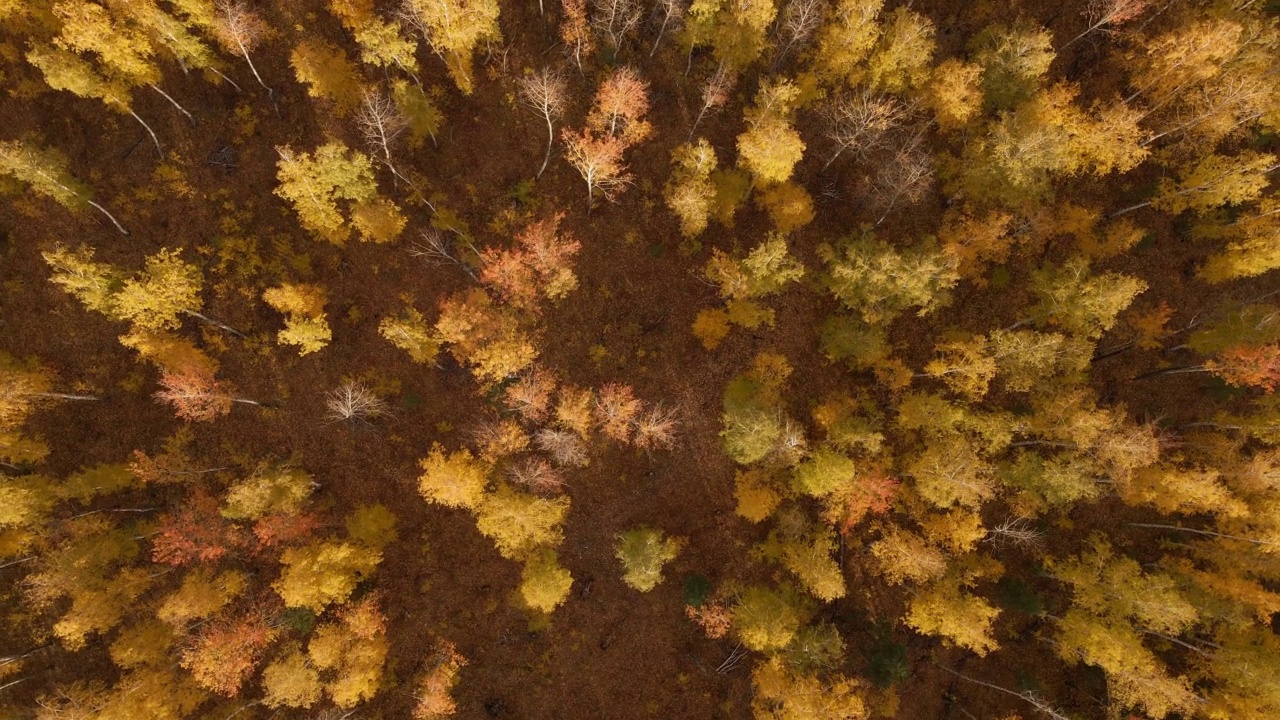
591, 0, 643, 52
562, 129, 632, 211
1063, 0, 1151, 48
633, 404, 679, 450
535, 428, 589, 467
213, 1, 275, 107
821, 91, 909, 169
507, 457, 566, 494
871, 133, 933, 226
409, 229, 479, 280
325, 380, 391, 427
357, 88, 410, 179
649, 0, 687, 57
772, 0, 824, 69
689, 65, 735, 138
518, 68, 569, 178
984, 515, 1045, 547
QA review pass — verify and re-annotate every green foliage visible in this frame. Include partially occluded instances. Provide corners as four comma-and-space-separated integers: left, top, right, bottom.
1028, 258, 1147, 339
615, 527, 684, 592
824, 233, 959, 324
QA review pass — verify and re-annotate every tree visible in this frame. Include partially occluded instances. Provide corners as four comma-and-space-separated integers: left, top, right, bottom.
905, 579, 1000, 656
732, 584, 805, 652
864, 7, 934, 94
156, 569, 247, 626
736, 77, 805, 185
480, 213, 581, 308
772, 0, 823, 69
682, 0, 779, 71
42, 244, 122, 317
924, 337, 998, 400
1198, 198, 1280, 283
393, 79, 445, 148
413, 640, 466, 719
762, 522, 846, 601
520, 547, 574, 612
418, 443, 489, 510
615, 527, 683, 591
401, 0, 502, 94
180, 613, 277, 696
560, 0, 594, 69
819, 90, 906, 169
473, 484, 570, 559
222, 466, 315, 520
326, 380, 391, 425
970, 20, 1055, 111
751, 657, 868, 719
290, 39, 362, 115
906, 434, 996, 509
274, 539, 382, 612
812, 0, 882, 84
664, 139, 718, 238
688, 63, 734, 136
1145, 151, 1277, 216
563, 67, 652, 209
590, 0, 643, 52
792, 448, 856, 497
213, 1, 274, 100
308, 597, 389, 708
1028, 258, 1147, 339
562, 130, 631, 209
923, 59, 982, 131
114, 249, 202, 332
0, 140, 128, 234
0, 355, 96, 432
154, 364, 234, 422
435, 288, 538, 385
1064, 0, 1149, 48
518, 68, 568, 178
380, 306, 441, 364
262, 283, 332, 355
262, 648, 323, 709
152, 490, 246, 565
356, 88, 409, 173
275, 142, 394, 244
823, 233, 959, 325
650, 0, 687, 56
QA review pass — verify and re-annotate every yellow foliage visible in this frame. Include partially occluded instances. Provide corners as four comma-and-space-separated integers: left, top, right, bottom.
693, 308, 732, 350
733, 585, 804, 652
925, 59, 982, 130
157, 569, 247, 626
474, 484, 569, 559
738, 115, 805, 185
273, 540, 382, 612
114, 249, 203, 331
616, 527, 683, 592
905, 579, 1000, 655
352, 198, 407, 243
734, 470, 782, 522
290, 39, 363, 114
380, 307, 441, 363
222, 466, 314, 520
418, 443, 489, 510
756, 182, 814, 233
262, 649, 322, 709
520, 547, 574, 613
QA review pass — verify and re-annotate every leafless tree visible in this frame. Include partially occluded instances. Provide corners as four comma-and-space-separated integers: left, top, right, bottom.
1063, 0, 1151, 48
213, 1, 275, 107
535, 428, 589, 468
325, 380, 391, 427
507, 457, 567, 494
633, 404, 679, 450
984, 515, 1045, 547
518, 68, 569, 178
591, 0, 643, 52
357, 89, 409, 168
649, 0, 687, 57
772, 0, 824, 69
689, 65, 735, 138
870, 134, 934, 226
409, 229, 480, 280
821, 91, 909, 169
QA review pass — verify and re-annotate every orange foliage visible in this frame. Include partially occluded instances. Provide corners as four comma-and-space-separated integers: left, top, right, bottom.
413, 639, 467, 719
685, 601, 732, 639
181, 613, 277, 696
155, 365, 233, 422
481, 213, 581, 308
151, 490, 245, 566
823, 471, 900, 535
503, 368, 558, 421
253, 512, 325, 550
596, 383, 641, 442
1209, 344, 1280, 392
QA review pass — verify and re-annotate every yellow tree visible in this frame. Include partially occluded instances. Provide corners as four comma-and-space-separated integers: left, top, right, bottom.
520, 547, 573, 612
401, 0, 502, 94
275, 142, 403, 244
811, 0, 882, 85
864, 6, 934, 94
736, 77, 805, 185
418, 444, 489, 510
473, 484, 570, 559
290, 39, 364, 115
682, 0, 778, 72
615, 527, 683, 591
0, 140, 128, 234
664, 139, 718, 239
905, 578, 1000, 656
273, 539, 382, 612
262, 284, 332, 356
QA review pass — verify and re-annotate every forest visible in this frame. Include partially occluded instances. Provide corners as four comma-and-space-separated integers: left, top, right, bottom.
0, 0, 1278, 717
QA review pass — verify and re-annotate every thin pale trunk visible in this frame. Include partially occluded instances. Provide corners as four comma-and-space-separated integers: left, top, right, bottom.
129, 110, 163, 157
823, 145, 846, 170
0, 556, 35, 570
185, 310, 245, 338
1111, 199, 1152, 217
34, 391, 98, 401
1061, 21, 1105, 50
651, 12, 671, 57
69, 507, 157, 520
232, 397, 265, 407
208, 66, 243, 92
150, 85, 195, 125
1132, 365, 1210, 381
86, 198, 130, 235
1129, 522, 1279, 548
538, 113, 554, 178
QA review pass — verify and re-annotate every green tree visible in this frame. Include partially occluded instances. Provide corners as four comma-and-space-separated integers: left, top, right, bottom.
615, 527, 683, 591
0, 140, 128, 234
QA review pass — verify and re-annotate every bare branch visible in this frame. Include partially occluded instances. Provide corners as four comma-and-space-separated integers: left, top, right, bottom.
518, 68, 569, 178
